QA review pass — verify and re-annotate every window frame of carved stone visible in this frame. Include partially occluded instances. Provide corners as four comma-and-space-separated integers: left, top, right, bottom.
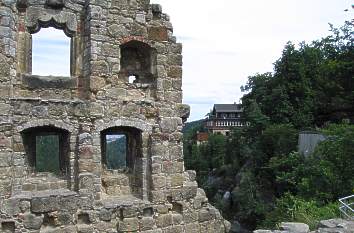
120, 40, 157, 86
101, 126, 143, 172
16, 5, 83, 89
22, 126, 70, 177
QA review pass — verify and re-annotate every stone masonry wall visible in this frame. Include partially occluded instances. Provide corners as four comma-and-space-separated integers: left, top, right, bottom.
0, 0, 230, 232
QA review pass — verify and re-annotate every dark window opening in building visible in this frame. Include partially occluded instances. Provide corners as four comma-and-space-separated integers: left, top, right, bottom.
120, 40, 156, 84
105, 134, 127, 169
22, 126, 70, 176
32, 28, 71, 76
101, 127, 142, 171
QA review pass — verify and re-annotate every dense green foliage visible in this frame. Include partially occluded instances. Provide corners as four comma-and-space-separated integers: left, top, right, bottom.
182, 119, 204, 134
106, 135, 127, 169
183, 22, 354, 230
241, 21, 354, 128
261, 194, 340, 230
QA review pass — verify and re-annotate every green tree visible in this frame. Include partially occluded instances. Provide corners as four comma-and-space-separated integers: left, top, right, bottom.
298, 124, 354, 202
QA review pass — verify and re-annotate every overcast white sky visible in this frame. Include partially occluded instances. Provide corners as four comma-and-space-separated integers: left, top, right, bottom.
33, 0, 353, 121
151, 0, 353, 121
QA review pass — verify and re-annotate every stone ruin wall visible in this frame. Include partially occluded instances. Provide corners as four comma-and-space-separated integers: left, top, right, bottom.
0, 0, 230, 232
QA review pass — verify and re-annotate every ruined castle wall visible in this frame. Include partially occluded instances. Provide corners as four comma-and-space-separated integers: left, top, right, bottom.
0, 0, 230, 232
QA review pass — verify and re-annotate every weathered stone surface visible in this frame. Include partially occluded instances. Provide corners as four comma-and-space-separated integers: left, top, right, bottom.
176, 104, 190, 122
0, 0, 228, 232
156, 214, 172, 228
118, 217, 139, 232
254, 219, 354, 233
22, 74, 76, 89
140, 217, 154, 231
108, 24, 128, 37
31, 196, 59, 213
23, 213, 44, 230
280, 222, 310, 233
254, 230, 273, 233
148, 27, 168, 41
198, 208, 216, 222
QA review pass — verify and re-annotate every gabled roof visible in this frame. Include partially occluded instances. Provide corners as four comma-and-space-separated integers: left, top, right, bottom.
214, 104, 243, 113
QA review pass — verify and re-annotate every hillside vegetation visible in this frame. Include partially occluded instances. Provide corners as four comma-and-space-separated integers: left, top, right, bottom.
183, 22, 354, 231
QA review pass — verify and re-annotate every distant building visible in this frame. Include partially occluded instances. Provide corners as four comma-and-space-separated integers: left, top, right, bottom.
205, 103, 248, 136
195, 132, 209, 145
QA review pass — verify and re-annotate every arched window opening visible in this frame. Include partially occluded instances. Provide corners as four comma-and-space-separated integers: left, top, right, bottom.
101, 126, 142, 171
120, 40, 156, 84
22, 126, 70, 176
32, 28, 71, 76
100, 126, 144, 198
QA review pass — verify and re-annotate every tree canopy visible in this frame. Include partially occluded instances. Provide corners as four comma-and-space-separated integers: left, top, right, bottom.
183, 21, 354, 231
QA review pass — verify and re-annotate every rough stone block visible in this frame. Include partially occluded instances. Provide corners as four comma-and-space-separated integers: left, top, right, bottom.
0, 152, 12, 167
156, 214, 172, 228
121, 207, 138, 218
148, 27, 168, 41
198, 208, 216, 222
280, 222, 310, 233
31, 196, 59, 213
23, 213, 44, 230
170, 174, 184, 187
140, 217, 154, 231
118, 217, 139, 232
185, 223, 200, 233
152, 175, 166, 189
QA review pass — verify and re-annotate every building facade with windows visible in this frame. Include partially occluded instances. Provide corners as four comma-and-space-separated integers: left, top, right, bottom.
0, 1, 229, 232
205, 104, 248, 136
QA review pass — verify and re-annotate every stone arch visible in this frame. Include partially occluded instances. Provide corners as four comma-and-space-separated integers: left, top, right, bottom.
18, 123, 73, 191
25, 7, 78, 37
100, 126, 142, 170
18, 120, 75, 134
96, 119, 153, 133
120, 36, 151, 46
95, 119, 152, 200
21, 125, 71, 173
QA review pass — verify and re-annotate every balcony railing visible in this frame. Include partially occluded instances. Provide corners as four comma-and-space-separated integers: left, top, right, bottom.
205, 119, 249, 128
339, 194, 354, 220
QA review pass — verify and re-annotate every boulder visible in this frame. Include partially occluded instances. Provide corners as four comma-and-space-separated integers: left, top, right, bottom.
280, 222, 310, 233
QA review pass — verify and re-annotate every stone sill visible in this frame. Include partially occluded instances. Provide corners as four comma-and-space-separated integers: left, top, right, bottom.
10, 97, 84, 104
11, 188, 76, 200
100, 194, 150, 209
22, 74, 77, 89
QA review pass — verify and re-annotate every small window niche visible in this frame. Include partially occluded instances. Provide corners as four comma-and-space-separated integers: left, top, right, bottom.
120, 40, 157, 86
100, 127, 143, 198
22, 126, 70, 176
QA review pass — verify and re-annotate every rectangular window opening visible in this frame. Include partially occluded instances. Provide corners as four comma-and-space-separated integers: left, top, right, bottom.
32, 27, 71, 76
105, 134, 127, 169
35, 135, 60, 174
